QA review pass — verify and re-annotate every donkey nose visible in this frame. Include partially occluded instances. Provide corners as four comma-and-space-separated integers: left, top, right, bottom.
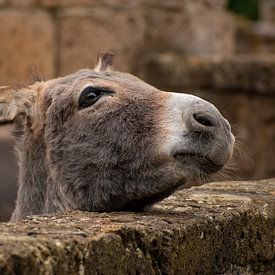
192, 113, 216, 128
183, 100, 234, 165
183, 98, 233, 141
186, 110, 222, 134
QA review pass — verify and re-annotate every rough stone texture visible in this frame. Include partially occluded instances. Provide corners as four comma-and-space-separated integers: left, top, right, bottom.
0, 125, 12, 140
261, 0, 275, 24
31, 0, 227, 8
0, 1, 235, 76
39, 0, 99, 6
0, 0, 273, 257
141, 1, 235, 58
0, 0, 7, 5
234, 2, 275, 55
57, 1, 234, 75
9, 0, 37, 6
0, 179, 274, 274
236, 19, 275, 55
0, 9, 55, 85
136, 54, 275, 94
58, 8, 146, 75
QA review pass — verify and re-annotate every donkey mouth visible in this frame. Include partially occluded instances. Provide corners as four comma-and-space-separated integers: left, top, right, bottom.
173, 152, 223, 174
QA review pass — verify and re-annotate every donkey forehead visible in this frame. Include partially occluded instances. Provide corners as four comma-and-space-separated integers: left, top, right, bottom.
46, 69, 157, 98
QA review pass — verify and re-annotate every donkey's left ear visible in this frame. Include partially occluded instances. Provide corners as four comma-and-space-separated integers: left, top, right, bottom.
94, 52, 115, 72
0, 85, 38, 124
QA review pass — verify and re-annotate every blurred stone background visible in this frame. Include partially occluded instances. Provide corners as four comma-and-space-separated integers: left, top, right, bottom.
0, 0, 274, 221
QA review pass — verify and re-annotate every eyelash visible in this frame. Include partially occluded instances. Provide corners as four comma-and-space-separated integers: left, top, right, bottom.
78, 86, 114, 109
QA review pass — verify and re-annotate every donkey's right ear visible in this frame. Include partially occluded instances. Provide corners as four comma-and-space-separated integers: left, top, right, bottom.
0, 85, 38, 124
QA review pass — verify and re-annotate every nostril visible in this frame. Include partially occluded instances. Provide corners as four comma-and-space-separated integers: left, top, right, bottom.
193, 113, 215, 127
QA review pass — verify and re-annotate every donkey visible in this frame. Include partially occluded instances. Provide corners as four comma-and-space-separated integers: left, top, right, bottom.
0, 53, 234, 222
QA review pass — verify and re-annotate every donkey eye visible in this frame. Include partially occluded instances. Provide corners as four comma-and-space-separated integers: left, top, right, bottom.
79, 87, 106, 109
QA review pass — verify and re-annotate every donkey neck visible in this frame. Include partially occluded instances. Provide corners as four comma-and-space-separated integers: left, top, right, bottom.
11, 129, 48, 221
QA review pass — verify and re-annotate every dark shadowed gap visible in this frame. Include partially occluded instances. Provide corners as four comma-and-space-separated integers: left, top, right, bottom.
0, 127, 17, 222
227, 0, 259, 21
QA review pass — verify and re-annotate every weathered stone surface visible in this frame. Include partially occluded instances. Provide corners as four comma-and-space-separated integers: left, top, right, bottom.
145, 0, 227, 9
0, 9, 55, 85
33, 0, 227, 8
0, 125, 12, 140
0, 179, 274, 274
9, 0, 37, 6
39, 0, 176, 8
58, 8, 146, 75
261, 0, 275, 24
39, 0, 99, 7
142, 1, 235, 57
236, 29, 275, 55
136, 53, 275, 93
0, 1, 234, 78
58, 1, 234, 75
236, 18, 275, 54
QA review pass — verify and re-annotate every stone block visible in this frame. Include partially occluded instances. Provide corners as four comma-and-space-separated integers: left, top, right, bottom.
58, 8, 146, 75
0, 9, 55, 85
37, 0, 227, 9
142, 1, 235, 57
261, 0, 275, 24
9, 0, 37, 6
39, 0, 94, 7
236, 18, 275, 54
39, 0, 140, 7
0, 179, 274, 274
246, 97, 275, 178
137, 54, 275, 94
57, 1, 235, 76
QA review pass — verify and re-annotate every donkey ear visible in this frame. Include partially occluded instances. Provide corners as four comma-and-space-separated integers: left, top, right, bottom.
0, 86, 37, 124
94, 52, 115, 72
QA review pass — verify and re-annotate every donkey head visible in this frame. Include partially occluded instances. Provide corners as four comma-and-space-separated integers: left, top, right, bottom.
0, 53, 234, 221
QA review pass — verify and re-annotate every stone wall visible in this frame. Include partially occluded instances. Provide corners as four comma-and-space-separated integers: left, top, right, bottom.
0, 2, 274, 272
261, 0, 275, 24
0, 179, 274, 274
0, 0, 234, 84
235, 8, 275, 55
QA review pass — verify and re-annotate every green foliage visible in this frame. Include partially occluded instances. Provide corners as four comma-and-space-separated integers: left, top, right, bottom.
227, 0, 259, 20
